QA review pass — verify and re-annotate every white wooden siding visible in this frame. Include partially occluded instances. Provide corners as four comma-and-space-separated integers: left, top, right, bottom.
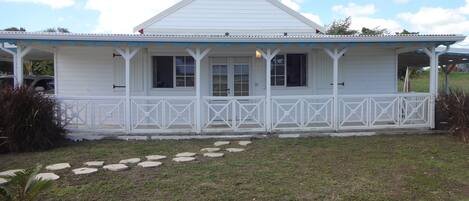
145, 0, 315, 34
57, 46, 398, 97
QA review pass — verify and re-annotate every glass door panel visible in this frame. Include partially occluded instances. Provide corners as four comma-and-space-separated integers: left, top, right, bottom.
233, 64, 249, 96
212, 64, 229, 96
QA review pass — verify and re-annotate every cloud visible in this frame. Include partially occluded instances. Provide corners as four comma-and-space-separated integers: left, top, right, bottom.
85, 0, 181, 33
393, 0, 409, 4
280, 0, 322, 25
2, 0, 74, 9
332, 3, 402, 33
332, 3, 376, 17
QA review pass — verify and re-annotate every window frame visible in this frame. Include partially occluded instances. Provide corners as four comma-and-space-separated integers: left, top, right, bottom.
271, 53, 308, 88
152, 55, 196, 89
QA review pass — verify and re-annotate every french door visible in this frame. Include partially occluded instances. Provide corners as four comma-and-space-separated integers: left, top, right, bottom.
211, 57, 250, 97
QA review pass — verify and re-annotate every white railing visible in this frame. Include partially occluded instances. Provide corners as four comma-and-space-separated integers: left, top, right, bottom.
338, 93, 431, 129
271, 95, 334, 131
130, 96, 196, 133
56, 96, 126, 132
202, 96, 266, 132
55, 93, 432, 134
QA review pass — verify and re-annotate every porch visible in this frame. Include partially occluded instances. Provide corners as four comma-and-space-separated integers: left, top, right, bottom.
49, 44, 439, 135
0, 32, 460, 135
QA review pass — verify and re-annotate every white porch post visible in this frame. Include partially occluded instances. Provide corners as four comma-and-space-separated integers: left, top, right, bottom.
15, 46, 32, 86
0, 44, 31, 86
258, 48, 280, 133
187, 48, 211, 134
325, 48, 347, 131
423, 45, 449, 129
115, 47, 140, 133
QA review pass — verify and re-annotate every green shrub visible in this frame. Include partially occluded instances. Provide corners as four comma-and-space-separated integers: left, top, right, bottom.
0, 86, 65, 153
437, 89, 469, 143
0, 164, 53, 201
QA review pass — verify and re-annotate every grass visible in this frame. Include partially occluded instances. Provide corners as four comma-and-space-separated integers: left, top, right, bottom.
399, 72, 469, 93
0, 135, 468, 201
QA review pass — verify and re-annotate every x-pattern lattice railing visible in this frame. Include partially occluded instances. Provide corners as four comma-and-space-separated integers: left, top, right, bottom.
339, 94, 431, 129
271, 96, 334, 130
131, 97, 196, 131
203, 96, 265, 131
56, 97, 125, 131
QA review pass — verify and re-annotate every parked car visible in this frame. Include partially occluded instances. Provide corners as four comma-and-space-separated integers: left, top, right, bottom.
0, 75, 54, 94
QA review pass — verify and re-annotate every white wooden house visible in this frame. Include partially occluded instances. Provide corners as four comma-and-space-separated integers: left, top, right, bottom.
0, 0, 465, 135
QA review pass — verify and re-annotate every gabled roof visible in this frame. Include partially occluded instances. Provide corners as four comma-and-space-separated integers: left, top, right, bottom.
133, 0, 325, 34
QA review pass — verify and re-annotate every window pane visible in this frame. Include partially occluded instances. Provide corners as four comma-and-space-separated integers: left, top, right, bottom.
175, 56, 184, 65
153, 56, 174, 88
185, 56, 195, 65
176, 65, 185, 76
271, 55, 286, 86
287, 54, 307, 87
176, 76, 185, 87
186, 76, 195, 87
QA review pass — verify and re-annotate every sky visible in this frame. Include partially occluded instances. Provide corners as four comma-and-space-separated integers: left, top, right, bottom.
1, 0, 469, 46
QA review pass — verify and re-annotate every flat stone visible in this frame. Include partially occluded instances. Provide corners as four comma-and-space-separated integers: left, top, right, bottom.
84, 161, 105, 167
0, 169, 24, 177
175, 152, 196, 157
200, 148, 221, 152
46, 163, 71, 171
214, 141, 230, 146
119, 158, 141, 164
203, 153, 224, 158
145, 155, 167, 161
72, 168, 98, 175
238, 141, 252, 146
0, 178, 8, 185
172, 157, 196, 162
103, 164, 129, 171
137, 161, 163, 168
226, 148, 245, 153
35, 173, 60, 181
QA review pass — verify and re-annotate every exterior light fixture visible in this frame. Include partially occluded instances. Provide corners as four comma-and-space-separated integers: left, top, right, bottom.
256, 50, 262, 59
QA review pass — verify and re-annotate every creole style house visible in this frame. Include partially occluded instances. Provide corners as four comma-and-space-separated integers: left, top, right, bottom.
0, 0, 465, 135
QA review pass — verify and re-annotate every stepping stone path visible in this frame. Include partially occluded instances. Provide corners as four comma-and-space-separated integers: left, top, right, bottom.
226, 148, 245, 153
175, 152, 196, 157
172, 157, 196, 162
36, 173, 60, 181
203, 153, 224, 158
0, 178, 8, 185
103, 164, 129, 172
72, 168, 98, 175
84, 161, 104, 167
46, 163, 71, 171
0, 169, 24, 177
119, 158, 141, 164
214, 141, 230, 146
238, 141, 252, 146
200, 148, 221, 152
145, 155, 167, 161
138, 161, 162, 168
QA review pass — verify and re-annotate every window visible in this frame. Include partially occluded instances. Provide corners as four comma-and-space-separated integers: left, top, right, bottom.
153, 56, 174, 88
271, 54, 307, 87
175, 56, 195, 87
152, 56, 195, 88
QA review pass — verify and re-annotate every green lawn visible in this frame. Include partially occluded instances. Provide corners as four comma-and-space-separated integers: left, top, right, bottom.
399, 72, 469, 93
0, 135, 468, 201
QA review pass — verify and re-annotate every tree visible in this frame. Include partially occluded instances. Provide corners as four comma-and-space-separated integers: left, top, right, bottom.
360, 27, 388, 35
43, 27, 70, 33
326, 17, 358, 35
398, 29, 419, 35
3, 27, 26, 32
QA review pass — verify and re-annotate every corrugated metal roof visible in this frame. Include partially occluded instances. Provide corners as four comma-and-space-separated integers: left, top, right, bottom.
0, 31, 465, 44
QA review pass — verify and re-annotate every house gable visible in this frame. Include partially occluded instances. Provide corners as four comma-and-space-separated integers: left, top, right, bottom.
134, 0, 324, 35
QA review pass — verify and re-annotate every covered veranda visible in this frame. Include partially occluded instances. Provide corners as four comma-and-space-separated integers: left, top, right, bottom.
0, 32, 465, 135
